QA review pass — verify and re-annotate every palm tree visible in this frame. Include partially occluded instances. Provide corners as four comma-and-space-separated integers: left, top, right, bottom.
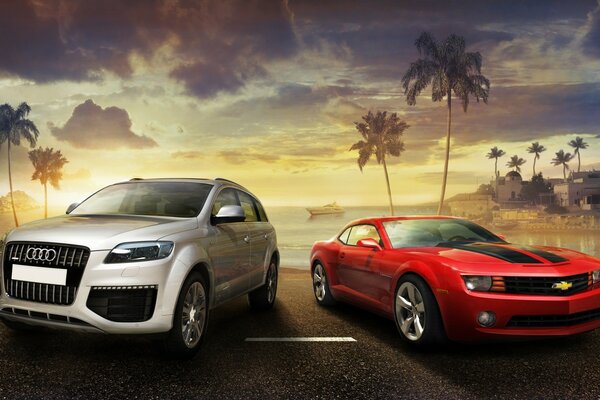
0, 103, 39, 227
402, 32, 490, 215
527, 142, 546, 176
506, 155, 526, 173
551, 150, 573, 181
28, 147, 68, 218
486, 146, 506, 178
568, 136, 588, 172
350, 111, 408, 215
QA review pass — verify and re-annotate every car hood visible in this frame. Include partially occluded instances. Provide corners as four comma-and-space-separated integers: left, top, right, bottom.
410, 241, 588, 265
6, 214, 198, 251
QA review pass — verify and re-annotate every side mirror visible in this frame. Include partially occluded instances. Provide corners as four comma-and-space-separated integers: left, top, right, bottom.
356, 238, 382, 251
212, 205, 245, 224
66, 203, 79, 214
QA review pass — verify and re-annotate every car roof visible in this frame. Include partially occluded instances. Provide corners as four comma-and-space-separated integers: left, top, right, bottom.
115, 177, 248, 190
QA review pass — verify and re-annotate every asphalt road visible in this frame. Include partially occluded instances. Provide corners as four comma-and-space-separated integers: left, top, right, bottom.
1, 268, 600, 399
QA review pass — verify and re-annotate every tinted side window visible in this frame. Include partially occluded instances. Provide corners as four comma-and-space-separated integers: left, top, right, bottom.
338, 227, 352, 244
237, 191, 258, 222
346, 224, 381, 246
212, 188, 239, 215
255, 199, 268, 222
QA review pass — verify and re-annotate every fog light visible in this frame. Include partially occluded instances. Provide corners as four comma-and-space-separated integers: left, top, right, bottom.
477, 311, 496, 327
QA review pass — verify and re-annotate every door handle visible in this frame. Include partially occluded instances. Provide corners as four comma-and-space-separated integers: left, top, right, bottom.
340, 252, 345, 259
243, 235, 250, 244
264, 233, 269, 240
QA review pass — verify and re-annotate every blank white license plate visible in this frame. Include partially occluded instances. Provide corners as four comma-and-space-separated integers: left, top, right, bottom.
11, 264, 67, 286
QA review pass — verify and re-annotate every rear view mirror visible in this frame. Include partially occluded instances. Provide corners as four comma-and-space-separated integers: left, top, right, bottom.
66, 203, 79, 214
356, 238, 382, 251
212, 205, 246, 224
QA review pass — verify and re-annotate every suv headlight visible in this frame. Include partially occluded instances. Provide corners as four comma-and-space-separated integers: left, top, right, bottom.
105, 241, 174, 264
463, 276, 492, 291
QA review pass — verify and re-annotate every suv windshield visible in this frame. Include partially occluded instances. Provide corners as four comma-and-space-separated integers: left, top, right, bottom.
383, 219, 504, 248
71, 182, 213, 218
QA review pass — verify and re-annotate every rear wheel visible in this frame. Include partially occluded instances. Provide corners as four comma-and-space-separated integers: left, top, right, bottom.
248, 260, 278, 310
313, 263, 335, 306
164, 272, 209, 359
394, 275, 445, 346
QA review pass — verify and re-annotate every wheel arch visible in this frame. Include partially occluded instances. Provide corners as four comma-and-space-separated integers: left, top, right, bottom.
392, 260, 450, 336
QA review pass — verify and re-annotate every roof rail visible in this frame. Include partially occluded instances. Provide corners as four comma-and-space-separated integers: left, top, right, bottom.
214, 177, 247, 189
129, 178, 144, 181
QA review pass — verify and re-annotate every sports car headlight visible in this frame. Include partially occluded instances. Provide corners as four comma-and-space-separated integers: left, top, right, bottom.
463, 276, 492, 291
593, 270, 600, 284
104, 241, 174, 264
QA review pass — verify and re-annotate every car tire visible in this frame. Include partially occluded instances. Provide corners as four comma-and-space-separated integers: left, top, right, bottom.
164, 272, 209, 359
393, 274, 446, 346
312, 263, 336, 306
248, 260, 278, 310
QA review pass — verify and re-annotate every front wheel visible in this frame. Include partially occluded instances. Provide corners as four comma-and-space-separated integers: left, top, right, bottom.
164, 272, 209, 359
394, 275, 445, 346
313, 263, 336, 306
248, 260, 278, 310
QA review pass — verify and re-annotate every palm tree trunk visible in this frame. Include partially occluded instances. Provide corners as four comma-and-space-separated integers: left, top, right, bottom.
7, 141, 19, 227
382, 157, 394, 216
437, 92, 452, 215
494, 158, 498, 178
563, 164, 567, 181
577, 151, 581, 172
533, 157, 536, 176
44, 183, 48, 219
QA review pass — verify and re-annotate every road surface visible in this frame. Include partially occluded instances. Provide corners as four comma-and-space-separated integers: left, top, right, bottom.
0, 268, 599, 399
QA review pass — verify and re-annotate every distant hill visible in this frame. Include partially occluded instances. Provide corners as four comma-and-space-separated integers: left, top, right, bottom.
0, 191, 40, 213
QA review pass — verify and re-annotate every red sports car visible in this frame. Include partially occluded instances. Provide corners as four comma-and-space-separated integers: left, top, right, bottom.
310, 216, 600, 345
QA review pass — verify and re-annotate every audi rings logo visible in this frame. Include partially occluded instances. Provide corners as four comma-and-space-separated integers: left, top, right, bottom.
25, 248, 57, 262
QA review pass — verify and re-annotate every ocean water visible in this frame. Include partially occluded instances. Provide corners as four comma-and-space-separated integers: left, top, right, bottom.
267, 206, 435, 267
4, 206, 600, 269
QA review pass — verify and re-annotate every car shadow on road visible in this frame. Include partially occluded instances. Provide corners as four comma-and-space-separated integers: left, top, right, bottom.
314, 299, 600, 398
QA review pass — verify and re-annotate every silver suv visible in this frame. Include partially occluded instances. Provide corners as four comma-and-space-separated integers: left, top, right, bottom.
0, 178, 278, 358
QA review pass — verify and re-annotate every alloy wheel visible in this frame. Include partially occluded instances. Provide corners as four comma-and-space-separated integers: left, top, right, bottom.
395, 281, 426, 341
266, 264, 277, 303
181, 282, 207, 348
313, 264, 326, 301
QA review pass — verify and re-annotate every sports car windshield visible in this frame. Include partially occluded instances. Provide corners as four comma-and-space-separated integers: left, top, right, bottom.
70, 182, 213, 218
383, 219, 505, 249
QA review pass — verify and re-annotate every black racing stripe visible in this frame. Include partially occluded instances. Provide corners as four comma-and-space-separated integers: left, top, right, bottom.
510, 245, 568, 263
437, 242, 543, 264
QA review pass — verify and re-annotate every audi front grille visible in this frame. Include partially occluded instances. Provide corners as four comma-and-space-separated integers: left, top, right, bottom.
2, 242, 90, 305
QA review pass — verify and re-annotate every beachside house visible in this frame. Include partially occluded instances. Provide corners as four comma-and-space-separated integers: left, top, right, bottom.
554, 171, 600, 210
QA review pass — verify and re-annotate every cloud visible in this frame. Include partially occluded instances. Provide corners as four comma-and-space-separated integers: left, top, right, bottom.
171, 151, 203, 159
582, 1, 600, 58
0, 1, 166, 82
0, 0, 298, 98
49, 99, 157, 149
218, 150, 280, 164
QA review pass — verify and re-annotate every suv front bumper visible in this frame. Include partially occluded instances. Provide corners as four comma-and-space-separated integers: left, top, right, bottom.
0, 250, 184, 334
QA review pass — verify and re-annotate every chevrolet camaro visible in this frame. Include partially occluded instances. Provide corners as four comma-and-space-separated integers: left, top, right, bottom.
310, 216, 600, 345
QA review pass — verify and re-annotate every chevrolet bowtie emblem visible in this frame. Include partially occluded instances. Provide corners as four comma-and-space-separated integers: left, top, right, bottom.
552, 281, 573, 291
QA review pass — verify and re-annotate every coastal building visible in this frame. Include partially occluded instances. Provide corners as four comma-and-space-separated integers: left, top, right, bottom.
494, 171, 528, 208
554, 171, 600, 210
446, 193, 498, 219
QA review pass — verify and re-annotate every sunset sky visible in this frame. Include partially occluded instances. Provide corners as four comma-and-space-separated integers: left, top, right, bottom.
1, 0, 600, 209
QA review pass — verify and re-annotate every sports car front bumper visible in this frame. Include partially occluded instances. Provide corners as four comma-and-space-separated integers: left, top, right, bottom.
440, 284, 600, 341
